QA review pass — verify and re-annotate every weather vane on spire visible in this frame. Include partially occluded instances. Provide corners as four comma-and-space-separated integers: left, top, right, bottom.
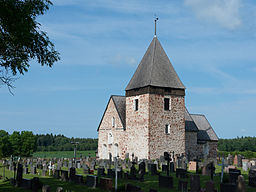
154, 16, 159, 37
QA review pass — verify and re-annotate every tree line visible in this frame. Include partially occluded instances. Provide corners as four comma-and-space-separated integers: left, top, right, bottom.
36, 134, 98, 152
0, 130, 98, 158
218, 136, 256, 152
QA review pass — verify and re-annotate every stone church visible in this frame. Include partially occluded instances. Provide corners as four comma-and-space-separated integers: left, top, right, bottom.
97, 36, 218, 160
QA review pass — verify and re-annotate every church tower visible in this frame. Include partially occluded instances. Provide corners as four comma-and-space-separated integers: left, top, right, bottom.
125, 37, 186, 159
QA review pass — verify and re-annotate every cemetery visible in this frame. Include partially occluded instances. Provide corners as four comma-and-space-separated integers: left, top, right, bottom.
0, 153, 256, 191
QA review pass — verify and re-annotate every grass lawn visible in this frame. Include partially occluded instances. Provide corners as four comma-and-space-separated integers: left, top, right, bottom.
32, 151, 95, 158
1, 164, 256, 192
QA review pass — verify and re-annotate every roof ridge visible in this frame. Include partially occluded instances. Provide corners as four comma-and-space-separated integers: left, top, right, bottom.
149, 37, 156, 85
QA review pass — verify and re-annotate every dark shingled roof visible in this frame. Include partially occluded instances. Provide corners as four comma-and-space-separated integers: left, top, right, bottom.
112, 96, 126, 129
97, 95, 126, 131
190, 114, 218, 142
185, 108, 198, 132
125, 37, 185, 91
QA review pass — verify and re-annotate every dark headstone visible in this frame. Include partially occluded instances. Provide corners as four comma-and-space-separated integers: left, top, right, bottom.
176, 168, 187, 178
100, 177, 113, 190
69, 167, 76, 182
190, 174, 200, 192
60, 170, 68, 182
21, 178, 32, 190
126, 183, 142, 192
178, 180, 188, 192
16, 163, 23, 187
170, 162, 175, 172
148, 163, 158, 175
139, 162, 146, 175
162, 164, 168, 173
130, 162, 137, 179
53, 170, 60, 179
249, 169, 256, 187
205, 180, 215, 192
31, 177, 41, 192
107, 168, 115, 177
25, 167, 29, 174
86, 175, 98, 188
97, 167, 105, 176
229, 169, 241, 184
158, 175, 173, 189
220, 183, 236, 192
75, 174, 84, 184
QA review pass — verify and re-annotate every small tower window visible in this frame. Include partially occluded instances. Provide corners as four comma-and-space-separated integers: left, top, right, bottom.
164, 98, 170, 111
112, 117, 115, 128
165, 124, 170, 134
135, 99, 139, 111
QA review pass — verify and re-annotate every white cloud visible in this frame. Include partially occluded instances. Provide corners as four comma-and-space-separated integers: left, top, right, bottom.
184, 0, 241, 30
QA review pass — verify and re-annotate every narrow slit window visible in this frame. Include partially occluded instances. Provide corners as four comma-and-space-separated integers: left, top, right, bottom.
165, 124, 170, 134
112, 117, 115, 128
164, 98, 170, 111
135, 99, 139, 111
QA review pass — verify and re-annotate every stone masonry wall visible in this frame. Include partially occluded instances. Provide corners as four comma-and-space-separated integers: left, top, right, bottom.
98, 98, 127, 159
185, 132, 198, 160
208, 141, 218, 158
148, 94, 185, 159
125, 94, 150, 160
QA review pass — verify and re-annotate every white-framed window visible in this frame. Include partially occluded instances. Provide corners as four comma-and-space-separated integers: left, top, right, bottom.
112, 117, 115, 128
164, 97, 171, 111
114, 143, 119, 157
165, 124, 170, 134
134, 99, 139, 111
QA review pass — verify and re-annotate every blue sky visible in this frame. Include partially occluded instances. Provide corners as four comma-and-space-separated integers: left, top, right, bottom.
0, 0, 256, 139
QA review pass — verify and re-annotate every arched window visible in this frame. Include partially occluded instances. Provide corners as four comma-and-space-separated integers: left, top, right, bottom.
102, 144, 107, 159
114, 143, 119, 157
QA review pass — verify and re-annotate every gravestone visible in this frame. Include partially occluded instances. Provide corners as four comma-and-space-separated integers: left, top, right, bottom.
129, 162, 137, 180
60, 170, 69, 181
176, 168, 187, 179
53, 169, 60, 179
56, 187, 64, 192
83, 164, 90, 174
178, 180, 188, 192
69, 167, 76, 182
188, 161, 197, 171
31, 177, 41, 192
237, 175, 246, 192
227, 154, 234, 165
158, 175, 173, 189
148, 163, 158, 175
97, 167, 105, 176
86, 175, 98, 188
164, 152, 170, 176
42, 185, 50, 192
229, 169, 241, 184
100, 177, 113, 190
139, 162, 146, 175
242, 159, 249, 171
126, 183, 142, 192
31, 166, 37, 175
42, 169, 47, 177
75, 174, 84, 184
220, 183, 236, 192
205, 180, 215, 192
16, 163, 23, 187
25, 167, 29, 174
190, 174, 200, 192
249, 169, 256, 187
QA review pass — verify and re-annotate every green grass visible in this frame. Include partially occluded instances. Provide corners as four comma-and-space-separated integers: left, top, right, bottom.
32, 151, 95, 158
1, 164, 256, 192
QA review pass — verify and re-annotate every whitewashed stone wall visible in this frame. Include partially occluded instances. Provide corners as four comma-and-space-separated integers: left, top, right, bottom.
98, 98, 126, 159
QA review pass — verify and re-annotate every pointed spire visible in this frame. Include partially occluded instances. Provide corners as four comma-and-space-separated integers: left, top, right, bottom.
125, 37, 185, 91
